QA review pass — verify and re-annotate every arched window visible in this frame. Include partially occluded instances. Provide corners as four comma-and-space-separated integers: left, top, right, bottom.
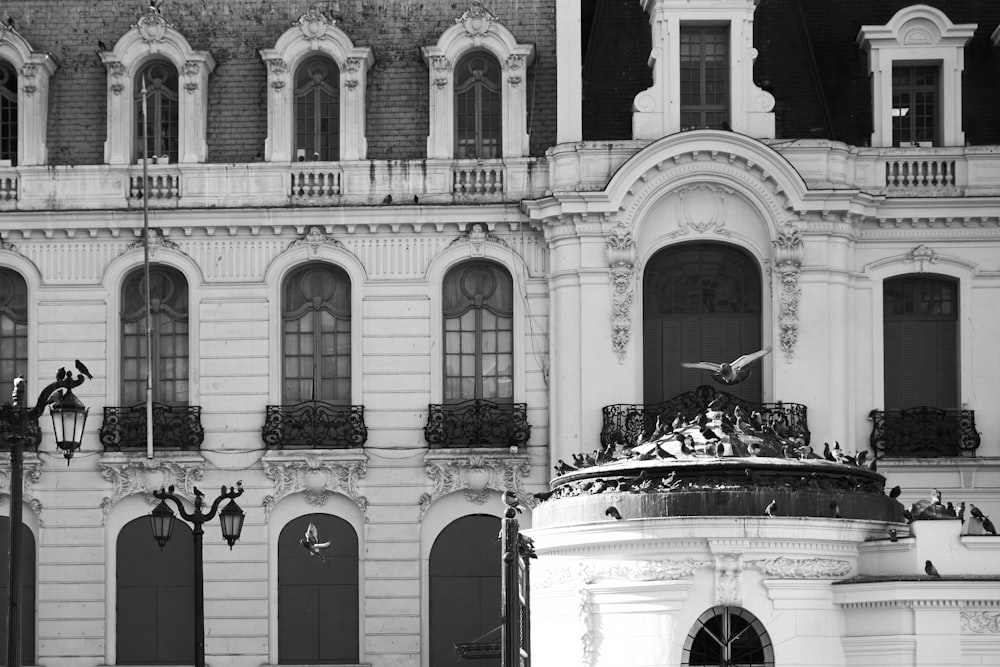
278, 513, 358, 664
0, 518, 35, 664
643, 243, 762, 402
443, 261, 513, 403
430, 515, 501, 667
0, 268, 28, 382
294, 56, 340, 162
683, 606, 773, 667
0, 61, 16, 165
116, 516, 194, 664
454, 51, 502, 159
135, 60, 179, 163
282, 263, 352, 403
121, 265, 189, 405
883, 274, 958, 409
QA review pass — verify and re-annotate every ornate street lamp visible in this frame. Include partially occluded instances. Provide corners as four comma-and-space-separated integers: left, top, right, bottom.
150, 482, 245, 667
1, 368, 90, 667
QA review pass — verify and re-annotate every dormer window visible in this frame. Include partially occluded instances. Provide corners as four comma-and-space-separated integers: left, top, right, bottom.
135, 61, 179, 163
891, 64, 938, 147
680, 26, 730, 131
455, 51, 501, 159
294, 57, 340, 162
0, 22, 57, 166
0, 61, 15, 164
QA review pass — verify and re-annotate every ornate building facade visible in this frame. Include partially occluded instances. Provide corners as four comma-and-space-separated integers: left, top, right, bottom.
0, 1, 998, 666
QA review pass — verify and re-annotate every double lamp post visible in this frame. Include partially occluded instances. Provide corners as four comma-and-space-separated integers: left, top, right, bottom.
1, 368, 246, 667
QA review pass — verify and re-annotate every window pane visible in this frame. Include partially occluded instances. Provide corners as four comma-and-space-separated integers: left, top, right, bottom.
295, 57, 340, 161
680, 26, 729, 130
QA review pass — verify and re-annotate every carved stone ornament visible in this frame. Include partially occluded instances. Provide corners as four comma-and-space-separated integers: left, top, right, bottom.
773, 222, 804, 361
744, 556, 851, 578
606, 222, 636, 364
448, 223, 510, 257
134, 5, 169, 45
675, 183, 734, 237
288, 226, 347, 258
0, 455, 44, 520
431, 56, 451, 88
906, 244, 939, 273
126, 227, 181, 259
961, 611, 1000, 634
297, 4, 334, 44
418, 452, 533, 517
456, 1, 497, 38
533, 557, 708, 590
262, 451, 368, 518
715, 553, 743, 605
98, 453, 204, 522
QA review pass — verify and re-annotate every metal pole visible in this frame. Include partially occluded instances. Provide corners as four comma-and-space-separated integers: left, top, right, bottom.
193, 516, 205, 667
140, 76, 154, 460
6, 436, 23, 667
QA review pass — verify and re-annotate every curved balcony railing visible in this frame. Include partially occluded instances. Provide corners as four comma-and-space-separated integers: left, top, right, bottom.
601, 385, 810, 450
869, 407, 980, 459
424, 399, 531, 449
261, 401, 367, 449
99, 403, 204, 451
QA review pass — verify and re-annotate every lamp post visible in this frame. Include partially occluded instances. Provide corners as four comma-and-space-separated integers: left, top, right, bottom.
150, 482, 245, 667
0, 369, 90, 667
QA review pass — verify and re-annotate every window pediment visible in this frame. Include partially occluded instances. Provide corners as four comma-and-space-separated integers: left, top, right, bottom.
99, 6, 215, 165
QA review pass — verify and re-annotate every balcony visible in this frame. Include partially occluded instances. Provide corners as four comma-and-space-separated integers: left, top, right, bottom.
601, 385, 810, 450
869, 407, 980, 459
424, 399, 531, 449
261, 401, 367, 449
99, 403, 205, 451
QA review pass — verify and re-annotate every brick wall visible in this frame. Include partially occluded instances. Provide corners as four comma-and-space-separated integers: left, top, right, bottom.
1, 0, 557, 165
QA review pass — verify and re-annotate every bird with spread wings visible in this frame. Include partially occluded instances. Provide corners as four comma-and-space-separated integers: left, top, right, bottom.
681, 347, 772, 386
300, 522, 332, 562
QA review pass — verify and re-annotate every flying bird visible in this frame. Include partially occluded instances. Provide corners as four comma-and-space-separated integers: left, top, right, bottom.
681, 347, 772, 386
301, 522, 331, 561
605, 506, 622, 520
924, 560, 941, 578
75, 359, 93, 380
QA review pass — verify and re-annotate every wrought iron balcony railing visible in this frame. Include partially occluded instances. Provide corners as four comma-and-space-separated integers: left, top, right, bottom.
99, 403, 205, 451
424, 400, 531, 449
601, 385, 810, 450
261, 401, 367, 449
869, 407, 980, 459
0, 407, 41, 451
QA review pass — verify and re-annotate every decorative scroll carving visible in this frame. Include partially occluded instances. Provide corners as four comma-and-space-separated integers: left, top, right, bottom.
0, 456, 43, 519
134, 5, 169, 45
266, 58, 289, 90
715, 553, 742, 605
262, 452, 368, 517
606, 222, 636, 364
676, 184, 734, 236
580, 586, 595, 667
430, 55, 451, 88
533, 558, 708, 590
906, 244, 939, 272
297, 3, 334, 44
418, 453, 532, 517
456, 1, 497, 38
343, 57, 363, 90
98, 454, 204, 521
126, 227, 181, 258
448, 223, 510, 256
773, 223, 803, 361
109, 61, 127, 95
288, 226, 346, 258
961, 611, 1000, 634
744, 556, 851, 578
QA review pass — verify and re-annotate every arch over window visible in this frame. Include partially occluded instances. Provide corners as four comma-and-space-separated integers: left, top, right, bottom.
282, 263, 352, 403
429, 514, 501, 667
0, 517, 35, 663
643, 242, 763, 403
0, 23, 57, 166
443, 260, 514, 403
260, 5, 374, 162
0, 267, 28, 382
278, 513, 359, 664
421, 2, 535, 159
135, 60, 179, 163
683, 606, 773, 667
883, 273, 958, 409
121, 264, 189, 405
116, 516, 194, 664
99, 5, 215, 165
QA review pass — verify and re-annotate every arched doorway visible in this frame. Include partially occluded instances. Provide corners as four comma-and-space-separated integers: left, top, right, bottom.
683, 605, 774, 667
429, 514, 501, 667
643, 242, 763, 403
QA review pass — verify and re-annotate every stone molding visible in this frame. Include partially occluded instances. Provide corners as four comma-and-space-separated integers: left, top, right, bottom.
0, 453, 43, 520
418, 451, 533, 517
773, 222, 804, 361
261, 450, 368, 518
98, 452, 205, 521
745, 556, 852, 578
962, 611, 1000, 634
605, 221, 636, 363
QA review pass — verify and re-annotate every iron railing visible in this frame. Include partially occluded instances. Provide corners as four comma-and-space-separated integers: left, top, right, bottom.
869, 407, 980, 459
425, 400, 530, 449
601, 385, 810, 450
100, 403, 204, 451
261, 401, 367, 449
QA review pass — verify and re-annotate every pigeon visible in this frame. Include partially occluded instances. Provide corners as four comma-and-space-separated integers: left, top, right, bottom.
830, 501, 841, 518
681, 347, 772, 386
888, 528, 898, 542
413, 194, 419, 204
956, 501, 965, 524
983, 516, 997, 536
924, 560, 941, 578
57, 367, 67, 382
931, 488, 942, 505
503, 490, 524, 514
764, 499, 777, 517
889, 485, 901, 499
855, 450, 869, 468
970, 505, 997, 535
75, 359, 93, 380
382, 194, 393, 204
605, 506, 622, 520
533, 489, 555, 502
823, 443, 836, 462
554, 459, 576, 475
301, 522, 331, 561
